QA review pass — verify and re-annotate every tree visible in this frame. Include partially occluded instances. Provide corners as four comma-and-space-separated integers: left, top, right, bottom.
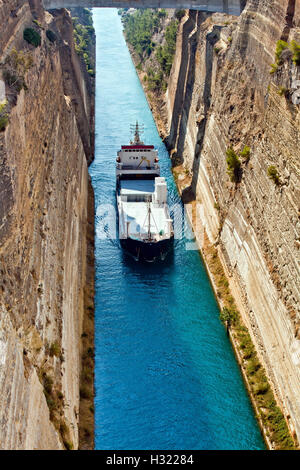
226, 147, 241, 183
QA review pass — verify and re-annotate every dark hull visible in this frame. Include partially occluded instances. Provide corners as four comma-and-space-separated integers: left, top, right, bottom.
120, 236, 174, 262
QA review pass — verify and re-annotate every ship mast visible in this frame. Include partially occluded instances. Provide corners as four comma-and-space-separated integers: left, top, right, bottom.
130, 121, 144, 145
142, 195, 159, 241
134, 122, 140, 144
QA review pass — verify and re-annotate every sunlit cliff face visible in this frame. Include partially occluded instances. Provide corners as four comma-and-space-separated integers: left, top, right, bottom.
164, 2, 300, 441
0, 1, 94, 449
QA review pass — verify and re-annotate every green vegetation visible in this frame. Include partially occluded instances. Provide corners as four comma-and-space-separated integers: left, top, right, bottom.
173, 165, 296, 450
267, 165, 280, 185
72, 11, 95, 77
146, 67, 165, 92
205, 244, 296, 449
270, 40, 288, 74
270, 39, 300, 73
23, 28, 41, 47
32, 19, 44, 30
275, 40, 289, 64
225, 145, 251, 182
40, 368, 74, 448
49, 341, 61, 358
156, 19, 178, 76
122, 9, 179, 92
60, 421, 73, 450
46, 29, 56, 43
175, 9, 185, 21
277, 86, 288, 97
0, 101, 9, 131
122, 9, 164, 59
64, 440, 74, 450
290, 40, 300, 66
41, 371, 57, 419
3, 48, 33, 93
270, 63, 278, 74
226, 147, 241, 183
79, 279, 95, 449
235, 324, 294, 449
240, 145, 251, 162
220, 306, 238, 327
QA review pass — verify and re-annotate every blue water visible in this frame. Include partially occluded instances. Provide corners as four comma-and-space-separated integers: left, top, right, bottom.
90, 8, 265, 450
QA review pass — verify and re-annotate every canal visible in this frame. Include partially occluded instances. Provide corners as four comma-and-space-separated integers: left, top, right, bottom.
90, 8, 265, 450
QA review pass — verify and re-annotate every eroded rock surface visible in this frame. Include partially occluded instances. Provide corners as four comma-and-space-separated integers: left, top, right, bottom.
165, 1, 300, 440
0, 1, 94, 449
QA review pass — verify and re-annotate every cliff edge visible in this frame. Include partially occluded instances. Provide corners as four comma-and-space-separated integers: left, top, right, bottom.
164, 1, 300, 444
0, 1, 94, 449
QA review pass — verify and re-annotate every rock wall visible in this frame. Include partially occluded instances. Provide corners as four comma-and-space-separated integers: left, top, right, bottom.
165, 1, 300, 440
0, 1, 94, 449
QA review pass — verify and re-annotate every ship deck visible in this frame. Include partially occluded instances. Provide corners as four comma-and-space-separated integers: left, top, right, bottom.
120, 201, 170, 240
118, 179, 171, 240
120, 179, 155, 195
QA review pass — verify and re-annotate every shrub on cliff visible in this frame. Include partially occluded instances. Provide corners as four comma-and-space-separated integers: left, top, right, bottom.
49, 341, 61, 357
72, 17, 95, 75
226, 147, 241, 183
60, 421, 73, 450
275, 40, 289, 65
175, 9, 185, 21
0, 101, 9, 131
156, 19, 178, 77
289, 40, 300, 66
267, 165, 280, 185
220, 307, 238, 327
23, 28, 41, 47
3, 48, 33, 93
240, 145, 251, 163
146, 68, 165, 92
122, 9, 162, 59
277, 86, 289, 98
32, 19, 44, 30
270, 40, 300, 73
46, 29, 57, 43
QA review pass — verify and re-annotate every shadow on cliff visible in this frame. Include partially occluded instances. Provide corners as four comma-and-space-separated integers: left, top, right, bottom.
166, 11, 200, 158
182, 24, 223, 202
281, 0, 296, 41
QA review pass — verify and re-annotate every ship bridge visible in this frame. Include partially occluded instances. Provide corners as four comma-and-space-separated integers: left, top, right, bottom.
43, 0, 246, 16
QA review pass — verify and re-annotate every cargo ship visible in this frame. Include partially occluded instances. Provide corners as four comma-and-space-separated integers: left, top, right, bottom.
116, 123, 174, 262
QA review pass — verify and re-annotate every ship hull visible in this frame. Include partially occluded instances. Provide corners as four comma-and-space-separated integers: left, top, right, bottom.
120, 235, 174, 262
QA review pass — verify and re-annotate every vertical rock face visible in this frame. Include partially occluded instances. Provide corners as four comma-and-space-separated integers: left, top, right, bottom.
166, 1, 300, 439
0, 1, 94, 449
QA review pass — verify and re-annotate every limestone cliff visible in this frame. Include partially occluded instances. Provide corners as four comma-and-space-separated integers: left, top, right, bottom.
0, 1, 94, 449
162, 2, 300, 442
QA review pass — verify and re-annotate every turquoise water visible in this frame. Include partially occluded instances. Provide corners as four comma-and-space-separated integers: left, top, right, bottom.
90, 8, 265, 450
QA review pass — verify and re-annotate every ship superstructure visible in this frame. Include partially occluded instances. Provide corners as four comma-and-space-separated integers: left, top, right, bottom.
116, 123, 174, 261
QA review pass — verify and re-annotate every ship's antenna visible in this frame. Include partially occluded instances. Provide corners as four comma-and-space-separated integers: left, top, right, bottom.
135, 121, 140, 144
130, 121, 144, 145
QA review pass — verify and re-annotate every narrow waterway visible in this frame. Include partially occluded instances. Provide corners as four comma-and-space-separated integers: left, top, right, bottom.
90, 8, 265, 450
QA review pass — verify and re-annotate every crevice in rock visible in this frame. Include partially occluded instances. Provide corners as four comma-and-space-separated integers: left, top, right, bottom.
281, 0, 296, 42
